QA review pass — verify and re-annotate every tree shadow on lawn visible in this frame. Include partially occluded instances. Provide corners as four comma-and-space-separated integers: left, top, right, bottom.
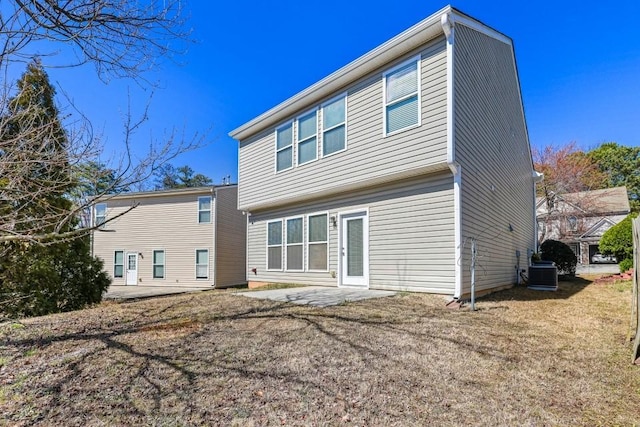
1, 293, 523, 423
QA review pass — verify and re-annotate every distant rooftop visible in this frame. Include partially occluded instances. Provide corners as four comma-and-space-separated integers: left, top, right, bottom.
537, 186, 630, 215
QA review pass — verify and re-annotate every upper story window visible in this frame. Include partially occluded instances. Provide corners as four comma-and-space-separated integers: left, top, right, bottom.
95, 203, 107, 228
322, 96, 346, 157
296, 111, 318, 165
384, 57, 420, 135
568, 216, 578, 232
198, 196, 211, 223
276, 122, 293, 172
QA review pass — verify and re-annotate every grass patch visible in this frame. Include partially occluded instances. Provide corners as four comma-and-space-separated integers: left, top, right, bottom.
237, 282, 307, 292
0, 277, 638, 425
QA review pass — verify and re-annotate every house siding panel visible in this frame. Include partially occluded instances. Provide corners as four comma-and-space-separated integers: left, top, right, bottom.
214, 186, 248, 287
246, 173, 455, 293
454, 24, 536, 295
238, 37, 448, 210
93, 191, 216, 287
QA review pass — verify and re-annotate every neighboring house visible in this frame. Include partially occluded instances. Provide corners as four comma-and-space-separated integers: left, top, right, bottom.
92, 185, 246, 288
536, 186, 630, 264
229, 6, 539, 299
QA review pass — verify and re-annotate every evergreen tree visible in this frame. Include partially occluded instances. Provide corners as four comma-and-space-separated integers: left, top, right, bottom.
0, 61, 110, 318
154, 164, 212, 189
0, 59, 73, 235
587, 142, 640, 211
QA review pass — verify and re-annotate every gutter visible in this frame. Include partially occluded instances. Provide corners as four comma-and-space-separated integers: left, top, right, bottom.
229, 5, 453, 141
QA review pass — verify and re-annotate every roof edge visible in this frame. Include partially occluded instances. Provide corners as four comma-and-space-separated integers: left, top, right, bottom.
229, 5, 454, 141
99, 184, 237, 201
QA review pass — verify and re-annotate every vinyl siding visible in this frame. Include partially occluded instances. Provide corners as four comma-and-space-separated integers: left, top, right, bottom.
246, 173, 455, 293
454, 24, 536, 295
93, 190, 217, 287
214, 186, 247, 287
238, 36, 448, 210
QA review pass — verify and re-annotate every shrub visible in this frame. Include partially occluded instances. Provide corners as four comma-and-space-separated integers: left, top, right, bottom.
0, 237, 111, 318
599, 212, 638, 263
539, 239, 577, 276
618, 258, 633, 273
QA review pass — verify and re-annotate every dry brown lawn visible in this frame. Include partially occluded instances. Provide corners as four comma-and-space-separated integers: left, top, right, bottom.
1, 277, 639, 426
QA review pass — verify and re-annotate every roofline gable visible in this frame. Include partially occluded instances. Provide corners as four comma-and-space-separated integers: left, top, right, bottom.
228, 6, 512, 141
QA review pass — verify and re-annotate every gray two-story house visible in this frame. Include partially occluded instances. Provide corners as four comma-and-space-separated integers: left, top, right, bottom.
230, 6, 539, 299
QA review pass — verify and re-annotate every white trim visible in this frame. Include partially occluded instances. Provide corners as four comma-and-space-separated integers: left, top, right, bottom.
451, 165, 462, 299
443, 14, 456, 165
320, 93, 348, 158
152, 249, 166, 279
195, 248, 210, 280
198, 196, 212, 224
266, 219, 284, 271
452, 14, 511, 46
442, 13, 462, 299
229, 5, 451, 141
306, 211, 329, 272
338, 208, 370, 289
284, 216, 304, 272
274, 121, 294, 173
580, 217, 616, 239
239, 163, 449, 211
295, 108, 319, 166
382, 55, 422, 137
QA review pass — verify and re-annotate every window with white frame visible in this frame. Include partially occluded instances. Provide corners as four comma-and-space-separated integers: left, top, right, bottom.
286, 217, 303, 271
95, 203, 107, 228
153, 250, 165, 279
276, 123, 293, 172
568, 216, 578, 232
198, 196, 211, 223
384, 57, 420, 135
267, 220, 283, 270
195, 249, 209, 279
114, 251, 124, 278
297, 111, 317, 165
307, 213, 328, 271
322, 96, 346, 156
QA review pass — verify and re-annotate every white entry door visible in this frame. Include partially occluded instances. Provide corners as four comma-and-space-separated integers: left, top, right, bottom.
126, 253, 138, 285
340, 211, 369, 288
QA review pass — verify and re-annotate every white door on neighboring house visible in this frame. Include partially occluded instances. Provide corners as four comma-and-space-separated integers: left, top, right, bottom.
126, 253, 138, 285
340, 211, 369, 288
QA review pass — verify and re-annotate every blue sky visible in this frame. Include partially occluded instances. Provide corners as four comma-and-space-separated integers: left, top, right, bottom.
34, 0, 640, 183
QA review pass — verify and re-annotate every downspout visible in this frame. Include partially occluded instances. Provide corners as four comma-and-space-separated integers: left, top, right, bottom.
442, 12, 463, 299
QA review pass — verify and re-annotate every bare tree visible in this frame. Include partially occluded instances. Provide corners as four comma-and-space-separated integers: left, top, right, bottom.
0, 0, 188, 81
0, 1, 206, 246
534, 143, 608, 239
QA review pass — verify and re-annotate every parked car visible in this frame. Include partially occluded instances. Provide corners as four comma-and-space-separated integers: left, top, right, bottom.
591, 253, 617, 264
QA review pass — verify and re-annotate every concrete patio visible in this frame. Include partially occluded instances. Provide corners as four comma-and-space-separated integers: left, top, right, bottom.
237, 286, 396, 307
104, 285, 211, 300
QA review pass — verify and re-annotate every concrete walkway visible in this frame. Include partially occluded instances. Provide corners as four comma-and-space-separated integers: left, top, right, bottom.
104, 285, 211, 300
237, 286, 396, 307
576, 264, 620, 275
